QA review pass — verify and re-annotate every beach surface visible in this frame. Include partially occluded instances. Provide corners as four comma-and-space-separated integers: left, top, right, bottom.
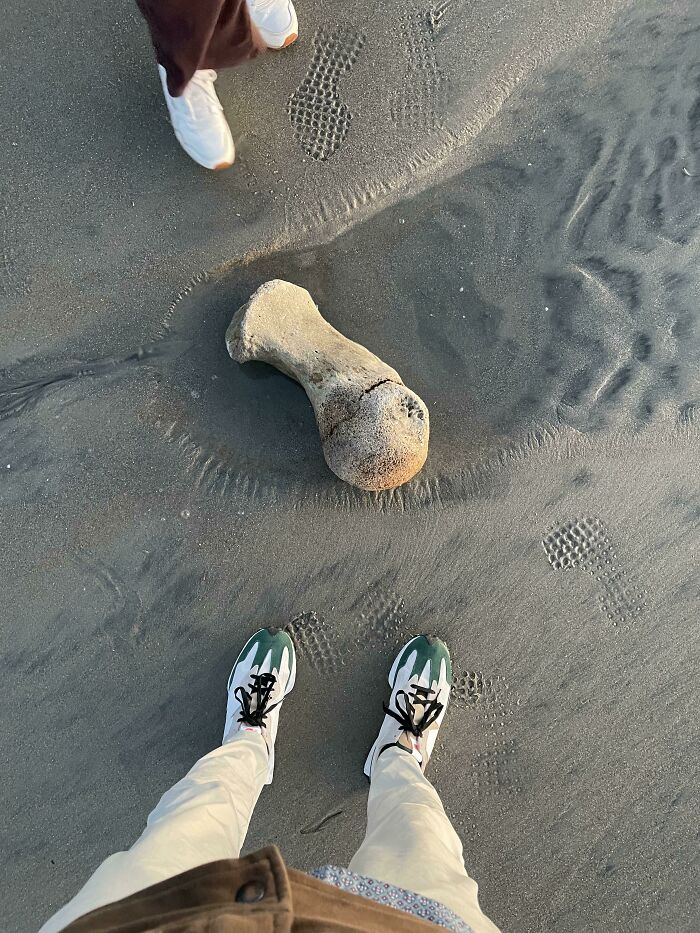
1, 1, 698, 931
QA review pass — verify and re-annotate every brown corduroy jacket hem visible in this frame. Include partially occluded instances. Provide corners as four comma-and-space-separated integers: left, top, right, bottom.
61, 846, 443, 932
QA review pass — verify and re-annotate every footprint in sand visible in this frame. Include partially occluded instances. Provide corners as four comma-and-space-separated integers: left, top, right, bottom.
287, 27, 365, 161
451, 670, 521, 797
287, 589, 522, 798
389, 1, 450, 132
353, 582, 412, 646
285, 610, 344, 674
542, 516, 645, 627
285, 585, 411, 674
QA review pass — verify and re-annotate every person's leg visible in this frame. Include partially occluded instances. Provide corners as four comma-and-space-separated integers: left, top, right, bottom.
136, 0, 297, 170
39, 628, 296, 933
136, 0, 261, 98
350, 747, 500, 933
352, 635, 501, 933
40, 731, 268, 933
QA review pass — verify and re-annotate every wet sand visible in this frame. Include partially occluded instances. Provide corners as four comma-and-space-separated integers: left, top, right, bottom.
1, 1, 699, 931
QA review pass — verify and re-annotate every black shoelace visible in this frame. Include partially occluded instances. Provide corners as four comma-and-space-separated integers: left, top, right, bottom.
383, 683, 443, 737
235, 672, 279, 728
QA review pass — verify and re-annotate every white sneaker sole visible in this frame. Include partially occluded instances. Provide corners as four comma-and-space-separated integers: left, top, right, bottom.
284, 651, 297, 694
267, 31, 298, 49
170, 124, 235, 171
158, 65, 235, 171
264, 650, 295, 783
256, 5, 299, 49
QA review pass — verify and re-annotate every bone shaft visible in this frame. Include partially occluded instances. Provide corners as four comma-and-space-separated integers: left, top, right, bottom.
240, 310, 400, 391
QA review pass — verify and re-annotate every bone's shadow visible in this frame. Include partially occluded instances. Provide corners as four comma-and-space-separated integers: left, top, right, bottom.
157, 272, 331, 485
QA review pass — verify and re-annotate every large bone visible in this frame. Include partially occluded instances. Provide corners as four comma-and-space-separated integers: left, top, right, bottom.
225, 280, 429, 491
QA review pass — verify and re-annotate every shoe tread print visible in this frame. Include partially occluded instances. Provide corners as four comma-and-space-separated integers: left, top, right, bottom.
542, 516, 646, 627
287, 27, 365, 161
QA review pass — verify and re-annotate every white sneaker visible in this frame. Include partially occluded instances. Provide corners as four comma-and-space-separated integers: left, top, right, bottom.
223, 627, 296, 783
364, 635, 452, 778
158, 65, 235, 171
247, 0, 298, 49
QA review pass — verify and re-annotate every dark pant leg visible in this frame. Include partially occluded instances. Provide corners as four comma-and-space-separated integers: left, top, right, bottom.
136, 0, 261, 96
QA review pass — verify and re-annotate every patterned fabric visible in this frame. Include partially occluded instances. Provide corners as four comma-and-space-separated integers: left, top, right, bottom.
309, 866, 474, 932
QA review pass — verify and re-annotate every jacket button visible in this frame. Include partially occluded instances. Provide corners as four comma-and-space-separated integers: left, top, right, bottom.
235, 881, 266, 903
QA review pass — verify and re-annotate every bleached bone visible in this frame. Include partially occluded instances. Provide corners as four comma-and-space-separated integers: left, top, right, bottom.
225, 280, 429, 491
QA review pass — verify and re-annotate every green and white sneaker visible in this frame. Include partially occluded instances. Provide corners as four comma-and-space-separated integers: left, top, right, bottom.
364, 635, 452, 778
224, 627, 296, 783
